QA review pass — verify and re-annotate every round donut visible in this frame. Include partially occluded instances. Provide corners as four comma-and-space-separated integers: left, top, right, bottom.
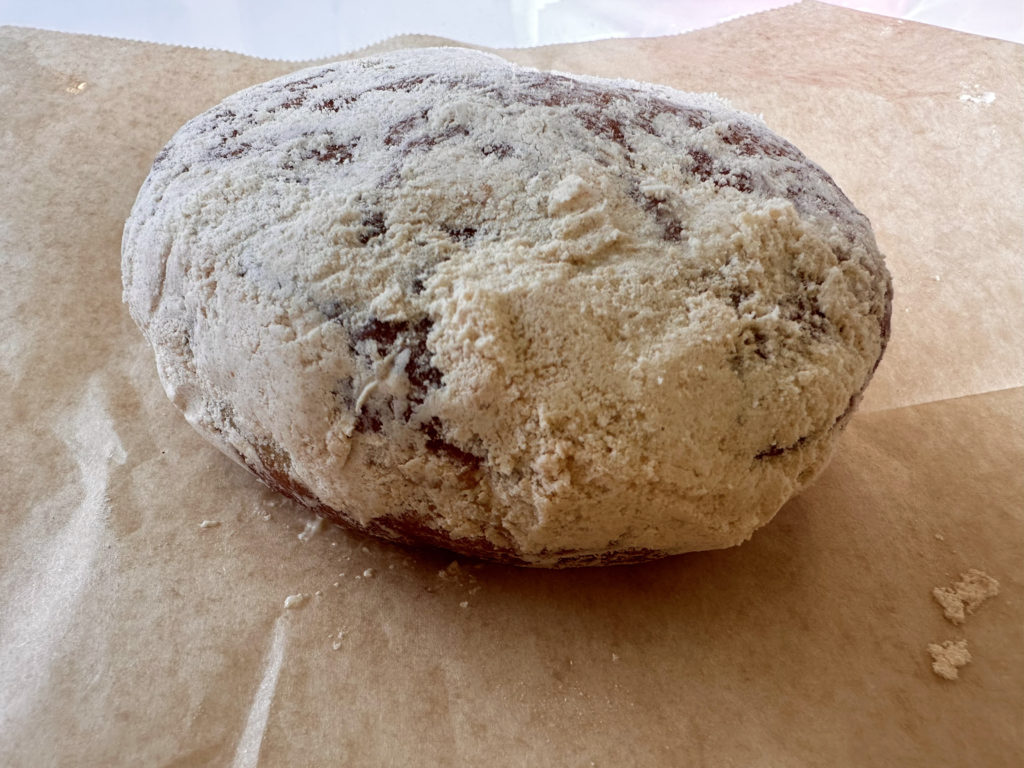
122, 47, 892, 566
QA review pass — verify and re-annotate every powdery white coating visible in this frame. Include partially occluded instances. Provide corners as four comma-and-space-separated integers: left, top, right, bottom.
122, 48, 892, 566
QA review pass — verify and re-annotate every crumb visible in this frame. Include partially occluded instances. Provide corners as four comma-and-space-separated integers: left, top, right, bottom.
361, 546, 370, 554
331, 630, 346, 650
928, 639, 971, 680
199, 520, 221, 529
934, 533, 944, 541
314, 590, 322, 596
363, 568, 375, 578
284, 593, 308, 609
388, 564, 396, 570
459, 601, 469, 609
932, 569, 1000, 625
333, 582, 340, 587
298, 517, 323, 542
611, 653, 620, 663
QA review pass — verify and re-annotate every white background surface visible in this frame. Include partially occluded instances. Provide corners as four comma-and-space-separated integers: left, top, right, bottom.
0, 1, 1021, 59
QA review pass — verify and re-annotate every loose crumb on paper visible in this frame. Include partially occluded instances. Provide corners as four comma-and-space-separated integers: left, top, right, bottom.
362, 568, 375, 578
298, 516, 324, 542
284, 593, 308, 609
928, 639, 971, 680
199, 519, 221, 529
438, 561, 463, 579
331, 630, 346, 650
437, 560, 480, 594
932, 569, 1000, 625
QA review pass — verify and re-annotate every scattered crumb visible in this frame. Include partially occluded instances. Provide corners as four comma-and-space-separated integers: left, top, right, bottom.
932, 569, 1000, 625
928, 639, 971, 680
959, 91, 996, 105
331, 630, 346, 650
388, 564, 396, 570
459, 601, 469, 609
314, 590, 323, 596
611, 653, 620, 663
934, 533, 945, 541
438, 561, 462, 579
284, 593, 308, 609
361, 546, 370, 554
333, 582, 340, 587
199, 520, 221, 529
363, 568, 375, 578
298, 517, 324, 542
331, 542, 337, 547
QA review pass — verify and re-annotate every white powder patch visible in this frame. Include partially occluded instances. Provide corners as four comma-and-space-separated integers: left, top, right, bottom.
959, 83, 996, 105
959, 92, 996, 105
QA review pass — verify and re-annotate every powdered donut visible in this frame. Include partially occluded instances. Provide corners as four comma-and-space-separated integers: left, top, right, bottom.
122, 47, 892, 566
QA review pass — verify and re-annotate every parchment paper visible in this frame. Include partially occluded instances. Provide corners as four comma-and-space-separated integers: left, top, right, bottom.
1, 3, 1021, 765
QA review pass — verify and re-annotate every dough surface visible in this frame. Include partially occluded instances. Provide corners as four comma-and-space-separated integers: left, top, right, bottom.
122, 47, 892, 566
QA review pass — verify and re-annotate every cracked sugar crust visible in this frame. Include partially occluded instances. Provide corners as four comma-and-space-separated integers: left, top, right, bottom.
122, 47, 892, 566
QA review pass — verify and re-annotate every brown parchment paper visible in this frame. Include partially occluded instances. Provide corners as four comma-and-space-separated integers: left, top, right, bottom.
1, 3, 1022, 765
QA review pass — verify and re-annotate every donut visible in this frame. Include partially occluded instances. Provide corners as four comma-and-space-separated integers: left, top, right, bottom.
122, 48, 892, 566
